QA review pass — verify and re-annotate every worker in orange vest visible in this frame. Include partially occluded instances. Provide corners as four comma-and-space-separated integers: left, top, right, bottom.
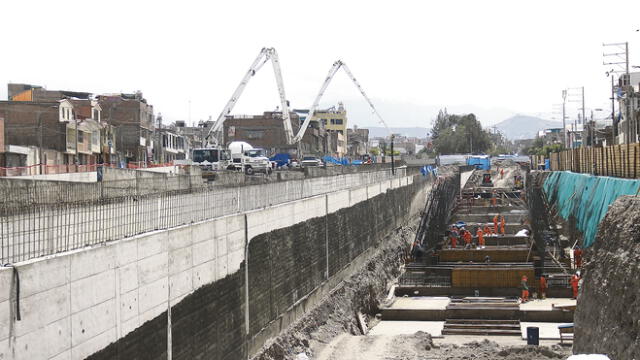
539, 275, 548, 299
520, 275, 529, 302
500, 216, 506, 236
491, 190, 497, 207
571, 271, 580, 299
463, 229, 473, 248
493, 214, 499, 235
573, 246, 583, 268
500, 168, 505, 179
483, 225, 492, 236
476, 227, 485, 247
449, 227, 459, 249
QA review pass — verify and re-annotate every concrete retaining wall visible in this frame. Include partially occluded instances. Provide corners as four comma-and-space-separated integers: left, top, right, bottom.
0, 174, 428, 360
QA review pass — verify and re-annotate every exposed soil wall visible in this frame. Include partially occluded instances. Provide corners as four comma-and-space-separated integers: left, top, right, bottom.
573, 196, 640, 359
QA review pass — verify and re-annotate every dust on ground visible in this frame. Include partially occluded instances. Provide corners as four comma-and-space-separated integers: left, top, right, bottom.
312, 332, 571, 360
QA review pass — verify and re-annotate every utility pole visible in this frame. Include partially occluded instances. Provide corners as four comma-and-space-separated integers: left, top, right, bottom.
390, 134, 395, 175
75, 113, 79, 166
562, 90, 567, 147
603, 42, 630, 144
38, 113, 43, 175
611, 75, 616, 139
625, 42, 631, 144
581, 86, 586, 126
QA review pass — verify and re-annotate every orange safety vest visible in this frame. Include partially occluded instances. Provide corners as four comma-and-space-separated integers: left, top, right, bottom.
463, 231, 472, 244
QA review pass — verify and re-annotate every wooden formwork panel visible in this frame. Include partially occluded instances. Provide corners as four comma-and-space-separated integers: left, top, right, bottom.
439, 249, 530, 263
545, 143, 640, 178
451, 267, 535, 288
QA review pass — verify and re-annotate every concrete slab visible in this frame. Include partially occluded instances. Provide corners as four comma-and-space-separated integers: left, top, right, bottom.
368, 321, 445, 337
387, 296, 450, 310
519, 298, 576, 311
520, 322, 568, 340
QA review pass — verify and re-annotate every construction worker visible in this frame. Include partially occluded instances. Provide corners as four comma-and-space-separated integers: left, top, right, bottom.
491, 190, 497, 207
463, 229, 473, 249
500, 215, 506, 236
500, 168, 505, 179
483, 224, 492, 236
571, 271, 581, 299
520, 275, 529, 302
476, 227, 485, 247
449, 227, 459, 249
539, 275, 548, 299
573, 246, 583, 268
493, 214, 499, 235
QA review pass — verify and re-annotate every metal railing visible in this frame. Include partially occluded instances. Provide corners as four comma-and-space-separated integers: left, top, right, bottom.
0, 168, 409, 264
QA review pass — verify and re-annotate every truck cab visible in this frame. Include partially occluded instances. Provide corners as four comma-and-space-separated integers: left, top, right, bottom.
228, 147, 272, 175
191, 148, 230, 171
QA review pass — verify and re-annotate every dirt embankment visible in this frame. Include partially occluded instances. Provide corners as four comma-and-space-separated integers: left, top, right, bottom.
573, 196, 640, 359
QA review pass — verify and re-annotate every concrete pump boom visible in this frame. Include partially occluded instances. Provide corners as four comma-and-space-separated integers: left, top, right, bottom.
291, 60, 391, 144
205, 47, 293, 147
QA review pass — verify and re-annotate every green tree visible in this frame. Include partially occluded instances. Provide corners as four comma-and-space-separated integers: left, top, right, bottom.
524, 138, 563, 157
431, 111, 492, 154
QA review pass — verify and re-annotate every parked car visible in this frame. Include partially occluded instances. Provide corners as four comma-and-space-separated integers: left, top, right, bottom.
301, 156, 322, 167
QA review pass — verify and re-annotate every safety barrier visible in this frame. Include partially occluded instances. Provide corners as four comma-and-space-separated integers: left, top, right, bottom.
542, 171, 640, 247
537, 143, 640, 178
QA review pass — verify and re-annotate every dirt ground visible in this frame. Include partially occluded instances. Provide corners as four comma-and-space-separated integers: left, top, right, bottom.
311, 332, 572, 360
491, 162, 521, 188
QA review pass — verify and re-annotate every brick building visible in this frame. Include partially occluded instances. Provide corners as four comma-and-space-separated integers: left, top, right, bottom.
96, 92, 154, 164
0, 98, 115, 174
347, 126, 369, 157
0, 101, 66, 174
223, 112, 328, 155
6, 84, 155, 165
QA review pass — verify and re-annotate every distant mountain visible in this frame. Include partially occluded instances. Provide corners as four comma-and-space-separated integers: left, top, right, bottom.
366, 127, 429, 138
494, 115, 562, 140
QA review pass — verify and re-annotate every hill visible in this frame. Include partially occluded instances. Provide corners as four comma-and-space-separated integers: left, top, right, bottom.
494, 115, 562, 140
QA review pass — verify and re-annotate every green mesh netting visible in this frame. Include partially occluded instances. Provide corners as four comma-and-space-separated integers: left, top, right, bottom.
543, 171, 640, 247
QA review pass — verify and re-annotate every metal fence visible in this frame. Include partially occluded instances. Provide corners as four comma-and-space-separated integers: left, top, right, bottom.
0, 168, 409, 264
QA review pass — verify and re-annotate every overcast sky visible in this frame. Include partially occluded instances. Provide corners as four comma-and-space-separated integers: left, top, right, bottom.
1, 0, 639, 128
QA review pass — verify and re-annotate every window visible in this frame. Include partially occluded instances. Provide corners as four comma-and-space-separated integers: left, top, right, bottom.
92, 131, 99, 147
78, 131, 84, 143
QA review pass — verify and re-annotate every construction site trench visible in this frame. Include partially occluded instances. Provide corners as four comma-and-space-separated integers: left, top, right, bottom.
254, 164, 588, 360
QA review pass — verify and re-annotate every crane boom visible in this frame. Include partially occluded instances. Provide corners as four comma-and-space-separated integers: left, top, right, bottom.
206, 47, 292, 146
292, 60, 391, 144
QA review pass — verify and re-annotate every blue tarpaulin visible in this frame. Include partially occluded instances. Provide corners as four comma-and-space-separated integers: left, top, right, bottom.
543, 171, 640, 247
322, 156, 350, 165
467, 156, 491, 170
